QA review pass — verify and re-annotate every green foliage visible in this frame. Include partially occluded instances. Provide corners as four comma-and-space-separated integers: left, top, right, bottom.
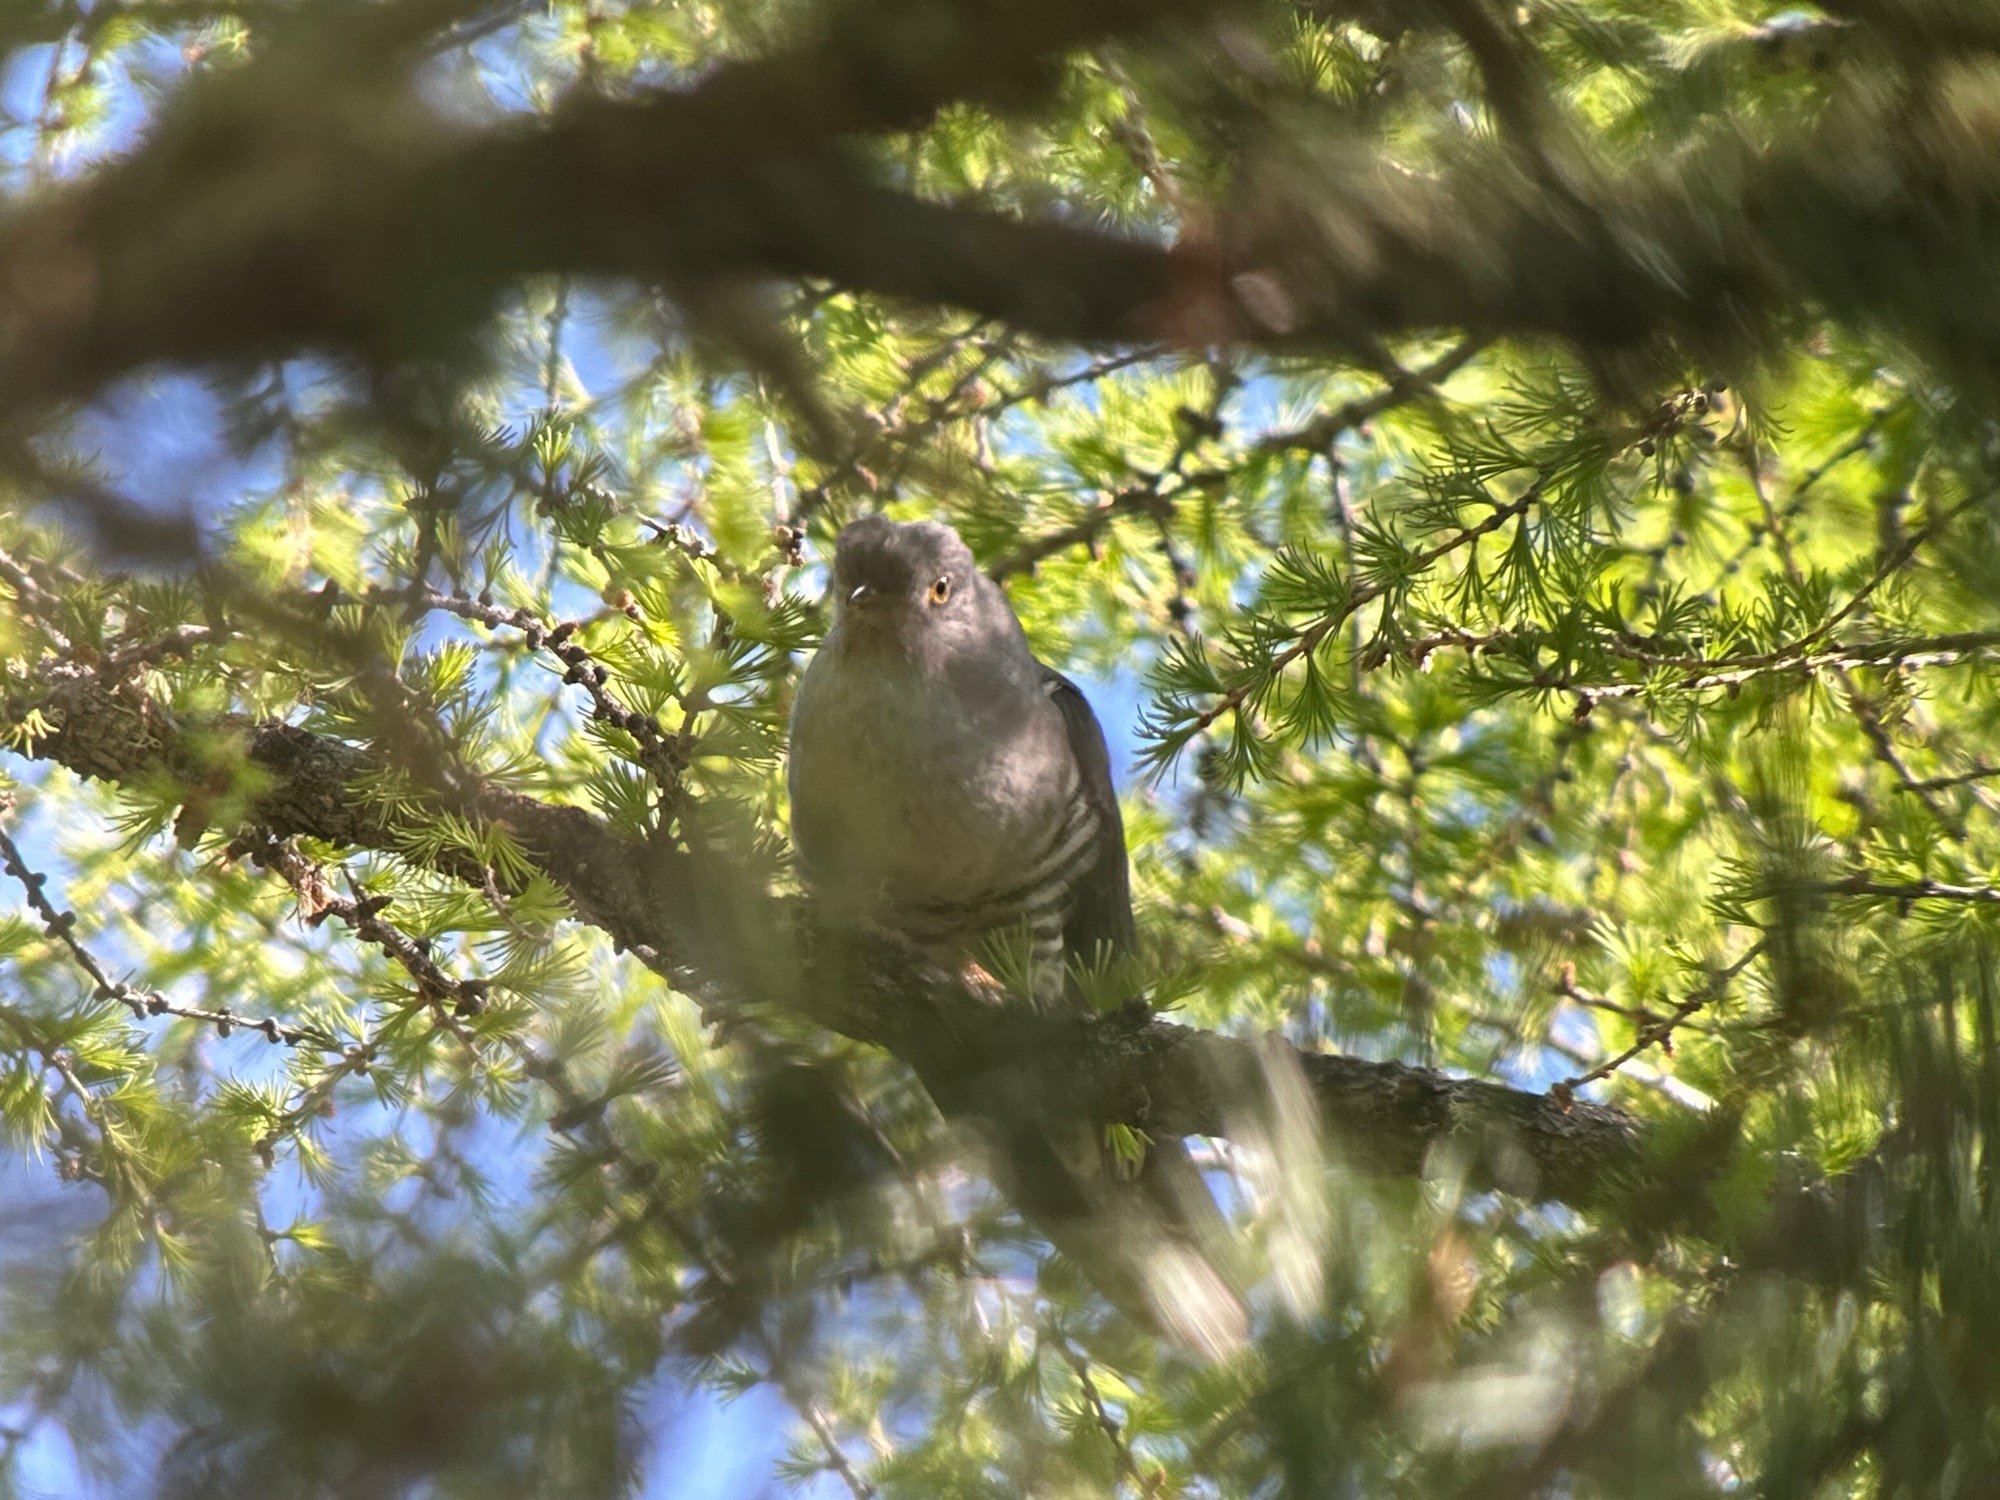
3, 0, 2000, 1496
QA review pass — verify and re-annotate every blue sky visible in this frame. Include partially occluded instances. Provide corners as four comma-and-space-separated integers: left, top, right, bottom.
0, 24, 854, 1495
0, 246, 1157, 1485
0, 16, 1607, 1492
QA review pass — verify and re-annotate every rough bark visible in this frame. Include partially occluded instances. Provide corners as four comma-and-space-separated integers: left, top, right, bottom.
8, 661, 1648, 1212
4, 0, 2000, 487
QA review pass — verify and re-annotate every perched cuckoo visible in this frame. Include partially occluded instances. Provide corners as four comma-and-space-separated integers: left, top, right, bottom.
788, 515, 1245, 1356
788, 515, 1132, 996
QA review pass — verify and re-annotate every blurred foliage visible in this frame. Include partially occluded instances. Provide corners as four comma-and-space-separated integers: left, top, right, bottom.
1, 0, 2000, 1495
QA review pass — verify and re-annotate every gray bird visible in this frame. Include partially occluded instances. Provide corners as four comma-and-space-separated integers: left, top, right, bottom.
788, 515, 1245, 1356
788, 514, 1130, 998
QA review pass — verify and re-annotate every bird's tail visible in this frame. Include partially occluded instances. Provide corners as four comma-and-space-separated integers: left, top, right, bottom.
1001, 1123, 1249, 1361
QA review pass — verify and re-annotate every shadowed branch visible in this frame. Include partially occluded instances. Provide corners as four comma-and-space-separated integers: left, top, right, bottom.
4, 654, 1647, 1213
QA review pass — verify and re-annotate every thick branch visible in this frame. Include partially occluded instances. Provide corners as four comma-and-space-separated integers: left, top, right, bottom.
6, 661, 1647, 1211
0, 0, 1225, 427
3, 0, 2000, 453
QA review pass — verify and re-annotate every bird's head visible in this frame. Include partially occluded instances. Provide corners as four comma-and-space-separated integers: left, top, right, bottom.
827, 515, 1021, 669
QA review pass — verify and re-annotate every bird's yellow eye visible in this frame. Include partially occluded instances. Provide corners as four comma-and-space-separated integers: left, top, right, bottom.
928, 575, 953, 606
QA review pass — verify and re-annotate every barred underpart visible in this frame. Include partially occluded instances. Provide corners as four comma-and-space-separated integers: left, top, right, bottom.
896, 785, 1101, 1002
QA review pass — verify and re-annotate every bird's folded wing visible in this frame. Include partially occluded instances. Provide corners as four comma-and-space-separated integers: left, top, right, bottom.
1039, 664, 1137, 972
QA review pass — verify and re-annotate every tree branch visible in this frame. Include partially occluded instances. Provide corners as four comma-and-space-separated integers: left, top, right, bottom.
4, 656, 1647, 1213
5, 0, 2000, 475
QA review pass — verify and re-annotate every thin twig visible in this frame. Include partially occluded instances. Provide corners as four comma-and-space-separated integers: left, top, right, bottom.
1822, 876, 2000, 906
1187, 480, 1548, 740
1555, 941, 1765, 1100
0, 815, 323, 1047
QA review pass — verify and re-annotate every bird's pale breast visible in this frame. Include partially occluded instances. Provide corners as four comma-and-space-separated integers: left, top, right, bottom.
789, 650, 1080, 932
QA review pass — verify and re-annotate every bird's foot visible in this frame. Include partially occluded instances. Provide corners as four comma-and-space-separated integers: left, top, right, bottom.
956, 959, 1014, 1006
